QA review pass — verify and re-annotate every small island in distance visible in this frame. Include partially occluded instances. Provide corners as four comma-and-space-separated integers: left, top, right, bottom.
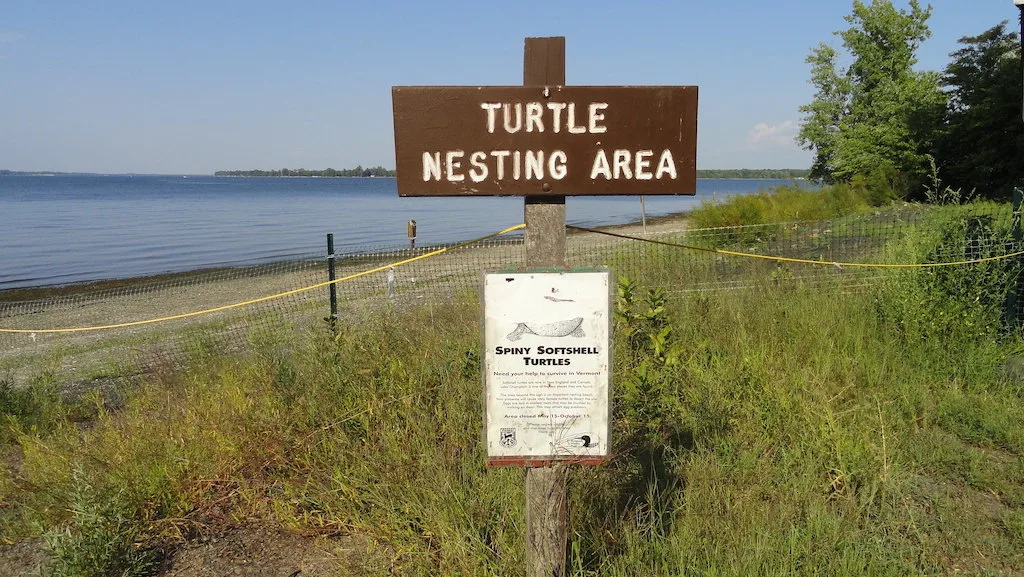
214, 166, 396, 178
211, 167, 811, 179
696, 168, 809, 179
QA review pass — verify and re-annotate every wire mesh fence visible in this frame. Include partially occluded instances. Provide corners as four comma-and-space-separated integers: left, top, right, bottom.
1, 201, 1020, 385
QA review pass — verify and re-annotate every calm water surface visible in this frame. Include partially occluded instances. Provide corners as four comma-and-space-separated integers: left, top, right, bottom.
0, 175, 799, 289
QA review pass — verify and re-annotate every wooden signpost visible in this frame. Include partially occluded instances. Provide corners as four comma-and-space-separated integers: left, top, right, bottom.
392, 36, 697, 577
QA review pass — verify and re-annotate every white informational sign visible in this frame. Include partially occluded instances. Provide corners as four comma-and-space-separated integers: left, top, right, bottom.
483, 269, 610, 463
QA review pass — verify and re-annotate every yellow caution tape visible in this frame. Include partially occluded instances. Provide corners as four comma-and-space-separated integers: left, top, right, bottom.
8, 220, 1020, 335
567, 225, 1024, 268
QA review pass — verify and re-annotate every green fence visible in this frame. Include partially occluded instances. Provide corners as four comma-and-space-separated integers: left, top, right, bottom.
1, 201, 1020, 385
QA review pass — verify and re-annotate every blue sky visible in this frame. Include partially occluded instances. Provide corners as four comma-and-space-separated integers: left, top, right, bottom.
0, 1, 1018, 174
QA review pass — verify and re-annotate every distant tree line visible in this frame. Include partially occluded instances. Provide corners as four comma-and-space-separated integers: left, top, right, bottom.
797, 1, 1023, 200
214, 166, 396, 178
213, 167, 807, 179
696, 169, 810, 179
0, 170, 79, 176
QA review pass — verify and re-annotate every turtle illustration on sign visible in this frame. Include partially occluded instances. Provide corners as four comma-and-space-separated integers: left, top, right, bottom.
506, 317, 585, 341
565, 434, 596, 448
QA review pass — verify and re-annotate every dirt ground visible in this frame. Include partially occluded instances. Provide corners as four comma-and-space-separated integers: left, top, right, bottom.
0, 539, 49, 577
0, 523, 380, 577
157, 524, 375, 577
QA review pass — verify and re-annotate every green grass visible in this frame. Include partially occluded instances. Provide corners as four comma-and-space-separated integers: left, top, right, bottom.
1, 202, 1023, 575
688, 182, 874, 231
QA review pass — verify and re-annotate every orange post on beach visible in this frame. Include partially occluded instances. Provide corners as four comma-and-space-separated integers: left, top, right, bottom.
407, 219, 417, 248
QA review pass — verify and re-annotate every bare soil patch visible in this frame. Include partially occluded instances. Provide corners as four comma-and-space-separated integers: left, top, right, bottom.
0, 526, 378, 577
158, 523, 372, 577
0, 539, 49, 577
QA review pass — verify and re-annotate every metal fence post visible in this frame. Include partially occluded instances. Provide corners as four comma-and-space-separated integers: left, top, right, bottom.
1014, 188, 1024, 328
327, 233, 338, 333
1004, 188, 1023, 331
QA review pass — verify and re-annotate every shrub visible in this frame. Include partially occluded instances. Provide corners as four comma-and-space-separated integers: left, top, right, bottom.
0, 376, 63, 442
688, 183, 872, 248
849, 168, 902, 206
875, 204, 1020, 341
43, 467, 154, 577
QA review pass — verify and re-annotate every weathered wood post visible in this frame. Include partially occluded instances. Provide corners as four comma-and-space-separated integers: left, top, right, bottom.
522, 37, 569, 577
391, 40, 697, 577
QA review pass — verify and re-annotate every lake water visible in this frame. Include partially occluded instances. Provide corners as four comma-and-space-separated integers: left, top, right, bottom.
0, 175, 798, 289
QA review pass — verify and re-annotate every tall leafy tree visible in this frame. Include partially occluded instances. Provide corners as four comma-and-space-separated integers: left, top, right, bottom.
797, 1, 945, 196
935, 22, 1023, 198
799, 44, 848, 183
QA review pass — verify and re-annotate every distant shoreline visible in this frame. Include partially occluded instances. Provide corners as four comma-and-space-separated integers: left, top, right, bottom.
214, 167, 395, 178
0, 211, 694, 301
2, 170, 811, 180
213, 169, 809, 179
214, 174, 391, 178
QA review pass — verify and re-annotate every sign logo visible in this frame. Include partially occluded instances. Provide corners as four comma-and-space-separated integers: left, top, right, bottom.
499, 428, 517, 448
566, 434, 596, 448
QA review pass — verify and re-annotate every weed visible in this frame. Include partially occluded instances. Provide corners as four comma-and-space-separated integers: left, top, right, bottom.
1002, 508, 1024, 545
688, 182, 872, 243
0, 375, 64, 442
43, 467, 154, 577
923, 155, 976, 206
875, 203, 1019, 341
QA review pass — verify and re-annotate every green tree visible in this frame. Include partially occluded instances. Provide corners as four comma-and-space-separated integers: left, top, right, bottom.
934, 22, 1024, 199
798, 43, 848, 183
797, 0, 946, 197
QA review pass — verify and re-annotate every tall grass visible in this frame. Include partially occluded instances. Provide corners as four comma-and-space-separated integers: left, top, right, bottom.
688, 182, 873, 231
2, 206, 1023, 575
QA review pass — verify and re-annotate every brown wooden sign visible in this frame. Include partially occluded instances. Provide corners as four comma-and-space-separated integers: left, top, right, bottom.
392, 85, 697, 197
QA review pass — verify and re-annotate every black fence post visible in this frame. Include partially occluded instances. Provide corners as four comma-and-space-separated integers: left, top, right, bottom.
327, 233, 338, 334
1005, 188, 1023, 332
1015, 188, 1024, 328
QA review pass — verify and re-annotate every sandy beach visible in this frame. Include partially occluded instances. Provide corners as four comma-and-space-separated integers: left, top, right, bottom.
0, 215, 691, 386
